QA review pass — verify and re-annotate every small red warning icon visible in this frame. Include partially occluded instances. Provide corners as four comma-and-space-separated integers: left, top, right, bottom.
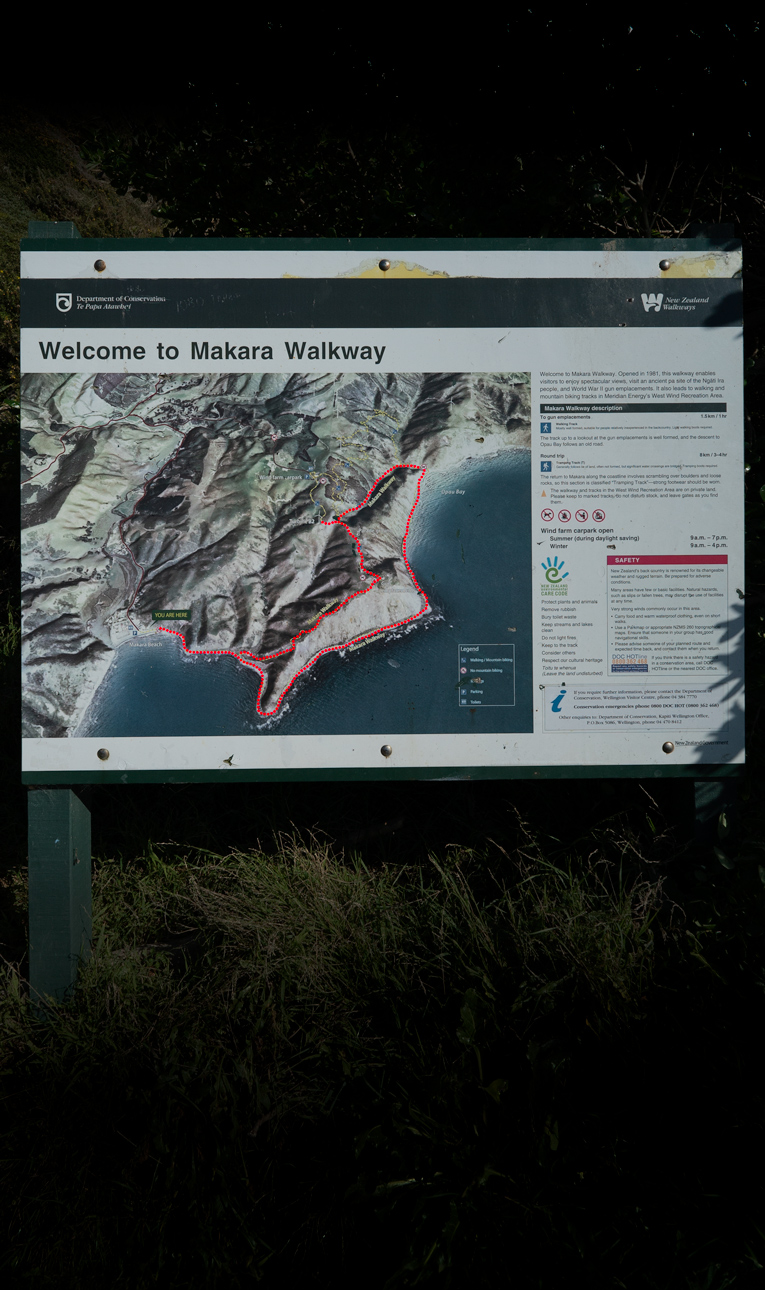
575, 509, 588, 523
592, 509, 606, 522
541, 508, 555, 522
558, 509, 571, 522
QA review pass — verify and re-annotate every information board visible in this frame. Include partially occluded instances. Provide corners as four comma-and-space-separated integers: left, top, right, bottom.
19, 238, 744, 782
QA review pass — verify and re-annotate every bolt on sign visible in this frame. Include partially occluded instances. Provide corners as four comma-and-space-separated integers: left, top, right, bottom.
20, 235, 743, 783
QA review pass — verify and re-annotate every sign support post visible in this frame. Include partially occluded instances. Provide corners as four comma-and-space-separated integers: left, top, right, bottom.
24, 224, 92, 1007
27, 789, 92, 1004
694, 776, 738, 856
18, 226, 745, 986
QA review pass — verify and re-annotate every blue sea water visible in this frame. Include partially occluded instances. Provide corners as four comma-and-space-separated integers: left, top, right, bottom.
80, 449, 532, 737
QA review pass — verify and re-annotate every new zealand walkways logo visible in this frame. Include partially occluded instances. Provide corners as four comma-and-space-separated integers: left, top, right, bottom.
541, 556, 569, 596
641, 292, 664, 312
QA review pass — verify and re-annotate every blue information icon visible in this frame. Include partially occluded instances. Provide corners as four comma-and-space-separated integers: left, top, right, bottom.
541, 422, 552, 433
541, 460, 552, 472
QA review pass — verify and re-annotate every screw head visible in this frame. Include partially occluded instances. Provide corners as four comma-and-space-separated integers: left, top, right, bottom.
94, 259, 106, 272
97, 747, 110, 761
659, 259, 671, 272
378, 259, 391, 273
380, 744, 393, 758
662, 741, 675, 755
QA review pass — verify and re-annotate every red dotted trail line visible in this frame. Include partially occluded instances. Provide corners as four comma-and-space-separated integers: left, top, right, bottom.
158, 463, 430, 717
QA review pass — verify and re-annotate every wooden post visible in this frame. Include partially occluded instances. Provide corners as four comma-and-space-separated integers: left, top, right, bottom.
28, 789, 92, 1004
694, 777, 738, 855
25, 222, 89, 1006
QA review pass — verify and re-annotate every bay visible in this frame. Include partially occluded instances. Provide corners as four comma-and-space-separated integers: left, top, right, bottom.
80, 449, 532, 737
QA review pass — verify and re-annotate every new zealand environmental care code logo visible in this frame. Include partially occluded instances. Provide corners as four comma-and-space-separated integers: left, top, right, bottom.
541, 557, 569, 596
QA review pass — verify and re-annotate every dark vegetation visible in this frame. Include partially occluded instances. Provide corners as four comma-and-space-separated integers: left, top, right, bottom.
1, 17, 765, 1286
3, 799, 765, 1289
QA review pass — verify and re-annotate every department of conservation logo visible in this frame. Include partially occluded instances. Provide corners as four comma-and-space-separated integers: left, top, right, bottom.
641, 292, 663, 312
541, 556, 569, 596
55, 292, 72, 313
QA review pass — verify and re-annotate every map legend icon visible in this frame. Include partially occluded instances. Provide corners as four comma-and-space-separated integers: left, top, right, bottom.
458, 645, 516, 707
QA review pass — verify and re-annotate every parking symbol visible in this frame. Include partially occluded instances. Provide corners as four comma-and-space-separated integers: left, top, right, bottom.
541, 461, 552, 472
541, 422, 552, 433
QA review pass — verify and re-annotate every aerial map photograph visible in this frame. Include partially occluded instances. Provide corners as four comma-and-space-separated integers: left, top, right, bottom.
21, 369, 532, 738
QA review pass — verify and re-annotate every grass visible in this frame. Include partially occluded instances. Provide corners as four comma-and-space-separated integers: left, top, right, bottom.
1, 813, 763, 1288
0, 107, 164, 409
1, 106, 764, 1286
0, 599, 18, 665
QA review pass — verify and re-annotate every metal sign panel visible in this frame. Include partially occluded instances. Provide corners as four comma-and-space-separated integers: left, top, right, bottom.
19, 238, 744, 783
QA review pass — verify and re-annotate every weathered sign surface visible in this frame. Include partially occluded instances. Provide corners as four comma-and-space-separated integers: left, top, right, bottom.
20, 239, 743, 781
